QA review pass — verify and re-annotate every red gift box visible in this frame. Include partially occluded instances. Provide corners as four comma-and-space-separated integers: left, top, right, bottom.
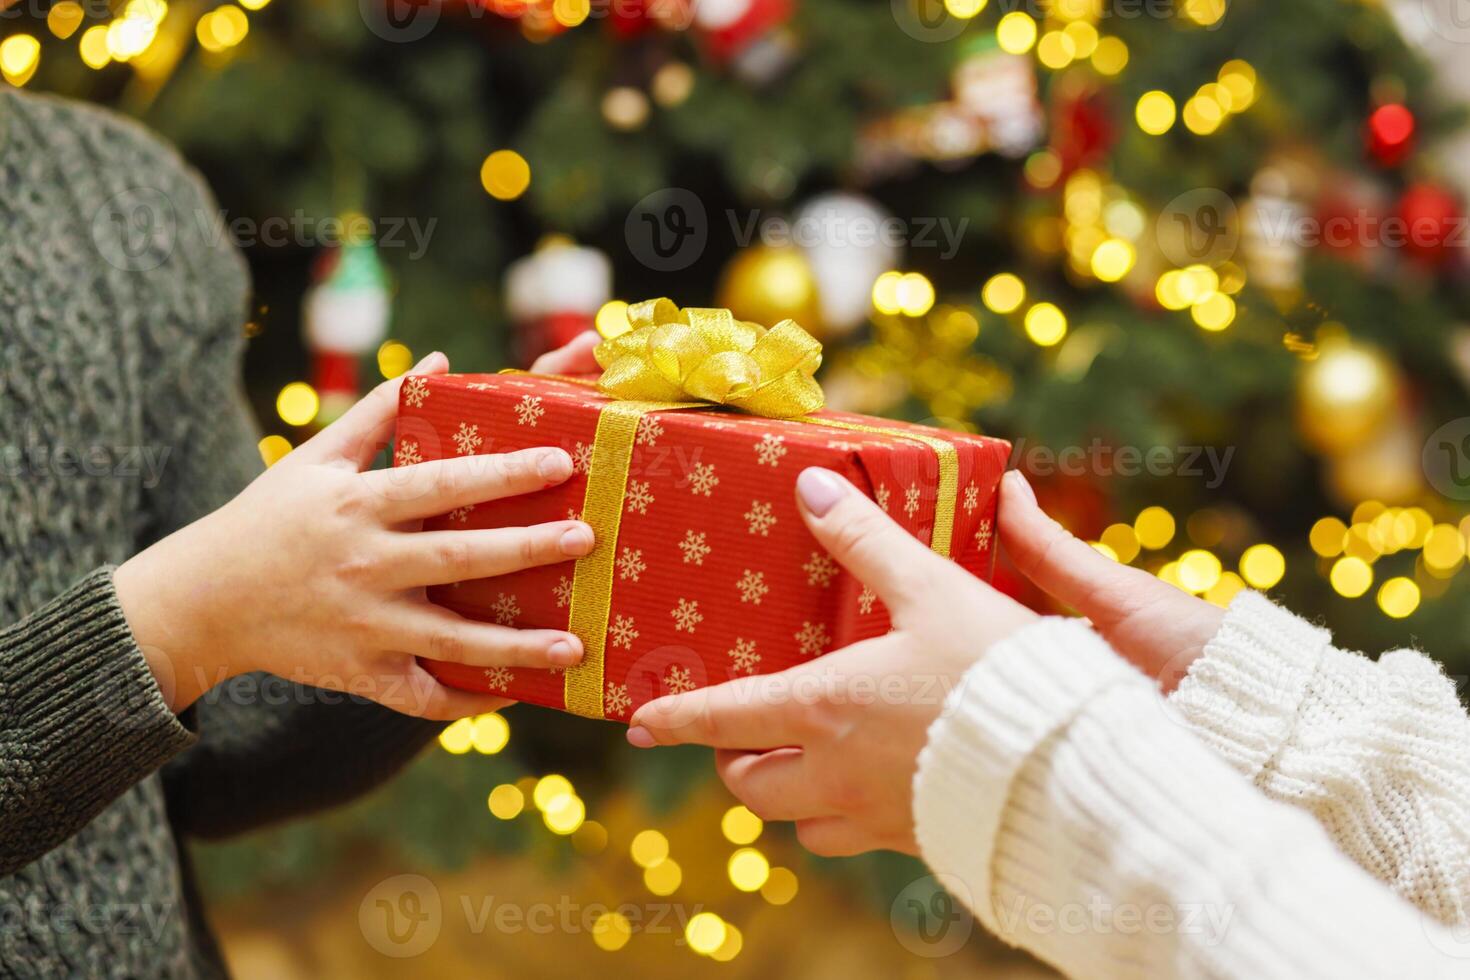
396, 372, 1010, 722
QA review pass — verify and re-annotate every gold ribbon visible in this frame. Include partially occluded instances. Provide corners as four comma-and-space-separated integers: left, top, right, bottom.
798, 417, 958, 558
556, 299, 960, 719
562, 400, 694, 717
594, 298, 825, 418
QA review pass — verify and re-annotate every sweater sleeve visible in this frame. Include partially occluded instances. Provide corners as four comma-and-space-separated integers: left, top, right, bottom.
1169, 591, 1470, 926
912, 618, 1468, 979
0, 568, 195, 875
161, 677, 441, 839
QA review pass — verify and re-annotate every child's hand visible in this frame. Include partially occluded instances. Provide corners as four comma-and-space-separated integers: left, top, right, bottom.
115, 350, 596, 720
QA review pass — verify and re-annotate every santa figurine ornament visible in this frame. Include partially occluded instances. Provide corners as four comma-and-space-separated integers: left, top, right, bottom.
504, 238, 613, 366
302, 229, 392, 425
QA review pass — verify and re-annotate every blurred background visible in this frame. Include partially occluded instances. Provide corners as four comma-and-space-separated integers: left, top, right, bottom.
6, 0, 1470, 974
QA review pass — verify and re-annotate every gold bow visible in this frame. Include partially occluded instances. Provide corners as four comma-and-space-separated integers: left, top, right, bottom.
594, 298, 825, 418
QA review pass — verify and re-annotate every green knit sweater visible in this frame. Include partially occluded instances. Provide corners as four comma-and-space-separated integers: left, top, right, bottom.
0, 90, 442, 977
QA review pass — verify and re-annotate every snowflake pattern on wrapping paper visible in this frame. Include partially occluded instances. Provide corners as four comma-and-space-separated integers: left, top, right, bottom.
903, 483, 921, 518
604, 682, 632, 716
963, 484, 979, 514
686, 462, 719, 497
466, 382, 494, 391
515, 395, 545, 427
858, 586, 877, 615
395, 441, 422, 467
876, 486, 891, 513
671, 598, 703, 632
678, 530, 711, 565
567, 507, 583, 522
976, 519, 993, 551
403, 376, 430, 408
702, 419, 735, 431
728, 638, 761, 675
754, 433, 788, 467
491, 593, 520, 626
664, 665, 695, 695
554, 576, 573, 609
617, 547, 647, 582
744, 500, 776, 536
609, 615, 639, 649
802, 552, 838, 587
736, 569, 770, 605
572, 442, 593, 475
449, 505, 474, 524
636, 415, 664, 448
795, 621, 831, 656
453, 422, 483, 456
483, 666, 514, 692
625, 480, 655, 515
826, 440, 862, 452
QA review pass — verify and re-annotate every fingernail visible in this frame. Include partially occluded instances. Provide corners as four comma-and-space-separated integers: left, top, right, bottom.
626, 725, 656, 748
538, 449, 572, 482
1005, 470, 1036, 505
559, 524, 594, 556
797, 467, 847, 517
411, 352, 444, 372
549, 639, 582, 666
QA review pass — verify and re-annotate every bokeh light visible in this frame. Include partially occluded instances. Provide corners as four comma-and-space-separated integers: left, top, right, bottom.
276, 382, 320, 427
1239, 544, 1284, 589
481, 149, 532, 201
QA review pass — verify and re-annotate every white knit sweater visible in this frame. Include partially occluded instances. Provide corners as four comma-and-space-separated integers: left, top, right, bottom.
913, 592, 1470, 979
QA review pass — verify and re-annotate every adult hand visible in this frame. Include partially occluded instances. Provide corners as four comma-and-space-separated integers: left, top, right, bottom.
997, 472, 1221, 689
626, 467, 1037, 856
116, 334, 603, 720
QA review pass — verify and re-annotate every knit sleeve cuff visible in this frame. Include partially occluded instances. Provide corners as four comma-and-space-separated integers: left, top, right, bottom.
911, 617, 1142, 935
1168, 590, 1329, 785
2, 568, 195, 830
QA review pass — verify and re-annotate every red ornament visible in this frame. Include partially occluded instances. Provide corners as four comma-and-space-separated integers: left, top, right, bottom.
1050, 85, 1115, 176
695, 0, 792, 66
1313, 174, 1390, 266
1367, 104, 1415, 167
1395, 182, 1461, 266
607, 0, 652, 37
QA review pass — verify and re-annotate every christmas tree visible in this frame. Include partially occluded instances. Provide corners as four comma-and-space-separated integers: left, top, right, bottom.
7, 0, 1470, 968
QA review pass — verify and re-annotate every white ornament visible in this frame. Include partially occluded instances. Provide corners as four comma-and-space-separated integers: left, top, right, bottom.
795, 193, 902, 336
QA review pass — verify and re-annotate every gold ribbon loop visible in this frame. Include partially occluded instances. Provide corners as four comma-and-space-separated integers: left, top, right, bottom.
595, 298, 825, 419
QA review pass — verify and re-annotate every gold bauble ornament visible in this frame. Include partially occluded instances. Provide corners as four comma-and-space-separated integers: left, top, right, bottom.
715, 245, 824, 338
1296, 336, 1399, 455
1327, 411, 1423, 506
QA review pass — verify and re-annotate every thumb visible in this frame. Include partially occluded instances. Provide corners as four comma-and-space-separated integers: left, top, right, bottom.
794, 467, 956, 620
999, 470, 1180, 626
298, 352, 449, 469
